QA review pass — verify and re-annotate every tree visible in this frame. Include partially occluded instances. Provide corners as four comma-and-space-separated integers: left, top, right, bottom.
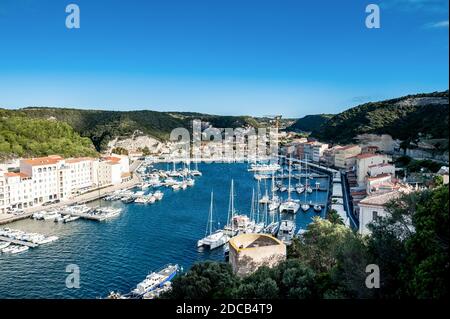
164, 261, 237, 299
327, 209, 344, 225
368, 186, 449, 298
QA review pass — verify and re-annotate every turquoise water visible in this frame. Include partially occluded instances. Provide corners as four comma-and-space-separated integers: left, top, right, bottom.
0, 163, 328, 299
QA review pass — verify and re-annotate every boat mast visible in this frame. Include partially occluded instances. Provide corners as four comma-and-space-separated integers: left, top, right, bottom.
256, 179, 261, 223
287, 157, 292, 201
227, 180, 233, 229
250, 188, 255, 222
209, 191, 214, 235
304, 155, 308, 202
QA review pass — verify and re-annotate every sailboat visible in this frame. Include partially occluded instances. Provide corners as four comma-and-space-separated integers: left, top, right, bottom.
190, 156, 202, 176
301, 155, 311, 212
197, 191, 229, 250
279, 158, 300, 214
313, 181, 322, 212
258, 179, 271, 204
268, 174, 281, 211
223, 180, 255, 236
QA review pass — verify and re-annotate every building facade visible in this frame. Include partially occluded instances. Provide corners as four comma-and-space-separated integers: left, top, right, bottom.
0, 155, 130, 212
334, 145, 362, 169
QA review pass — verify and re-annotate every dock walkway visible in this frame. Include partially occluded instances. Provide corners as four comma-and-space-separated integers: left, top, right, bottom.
0, 235, 38, 248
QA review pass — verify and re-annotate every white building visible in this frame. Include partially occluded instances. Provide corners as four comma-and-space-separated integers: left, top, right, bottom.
334, 145, 362, 169
358, 187, 411, 235
312, 142, 329, 163
356, 153, 391, 186
0, 155, 130, 212
367, 163, 395, 178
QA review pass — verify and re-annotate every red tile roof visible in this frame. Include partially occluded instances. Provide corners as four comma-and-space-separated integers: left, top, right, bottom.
22, 156, 63, 166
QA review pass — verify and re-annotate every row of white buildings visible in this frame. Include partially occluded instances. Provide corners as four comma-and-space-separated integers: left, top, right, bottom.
0, 155, 130, 214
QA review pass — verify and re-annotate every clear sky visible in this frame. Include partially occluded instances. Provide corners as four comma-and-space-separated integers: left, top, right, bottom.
0, 0, 448, 117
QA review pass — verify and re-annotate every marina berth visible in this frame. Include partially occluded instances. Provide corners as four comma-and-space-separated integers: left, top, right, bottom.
0, 227, 59, 255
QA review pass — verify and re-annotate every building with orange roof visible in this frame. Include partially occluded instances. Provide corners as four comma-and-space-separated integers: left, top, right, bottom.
334, 145, 362, 169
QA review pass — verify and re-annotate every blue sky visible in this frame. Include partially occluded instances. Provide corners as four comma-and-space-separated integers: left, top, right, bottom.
0, 0, 448, 117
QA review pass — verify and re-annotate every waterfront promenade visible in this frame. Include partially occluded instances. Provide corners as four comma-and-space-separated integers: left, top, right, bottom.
0, 160, 143, 225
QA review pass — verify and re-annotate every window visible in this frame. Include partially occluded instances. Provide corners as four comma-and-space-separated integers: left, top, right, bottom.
372, 211, 379, 221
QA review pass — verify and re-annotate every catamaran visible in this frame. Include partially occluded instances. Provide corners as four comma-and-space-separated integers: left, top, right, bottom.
197, 191, 229, 250
279, 159, 300, 214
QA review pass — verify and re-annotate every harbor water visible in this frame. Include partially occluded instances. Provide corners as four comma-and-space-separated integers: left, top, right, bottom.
0, 163, 328, 298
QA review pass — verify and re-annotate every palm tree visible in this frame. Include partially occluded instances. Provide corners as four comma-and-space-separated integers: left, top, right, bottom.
327, 209, 344, 225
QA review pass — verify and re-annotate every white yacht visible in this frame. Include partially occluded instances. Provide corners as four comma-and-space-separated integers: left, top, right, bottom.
277, 220, 296, 245
248, 163, 281, 172
0, 241, 11, 250
37, 235, 59, 244
164, 177, 178, 186
32, 212, 44, 220
132, 264, 179, 296
43, 211, 61, 221
153, 191, 164, 201
301, 203, 310, 212
3, 245, 29, 254
198, 191, 229, 250
185, 178, 195, 187
64, 216, 80, 223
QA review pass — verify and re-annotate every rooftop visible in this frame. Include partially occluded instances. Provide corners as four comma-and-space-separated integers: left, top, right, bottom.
356, 153, 382, 160
21, 156, 63, 166
229, 233, 284, 252
359, 187, 410, 207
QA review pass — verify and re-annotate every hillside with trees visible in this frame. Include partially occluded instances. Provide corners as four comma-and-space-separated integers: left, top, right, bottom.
0, 108, 263, 152
0, 116, 98, 159
287, 114, 333, 133
288, 91, 449, 145
163, 185, 449, 299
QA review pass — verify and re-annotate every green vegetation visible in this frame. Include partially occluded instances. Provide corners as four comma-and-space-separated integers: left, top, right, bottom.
394, 155, 445, 173
288, 91, 449, 147
326, 209, 344, 225
0, 116, 98, 159
0, 108, 261, 152
111, 147, 129, 155
163, 186, 449, 299
288, 114, 333, 133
